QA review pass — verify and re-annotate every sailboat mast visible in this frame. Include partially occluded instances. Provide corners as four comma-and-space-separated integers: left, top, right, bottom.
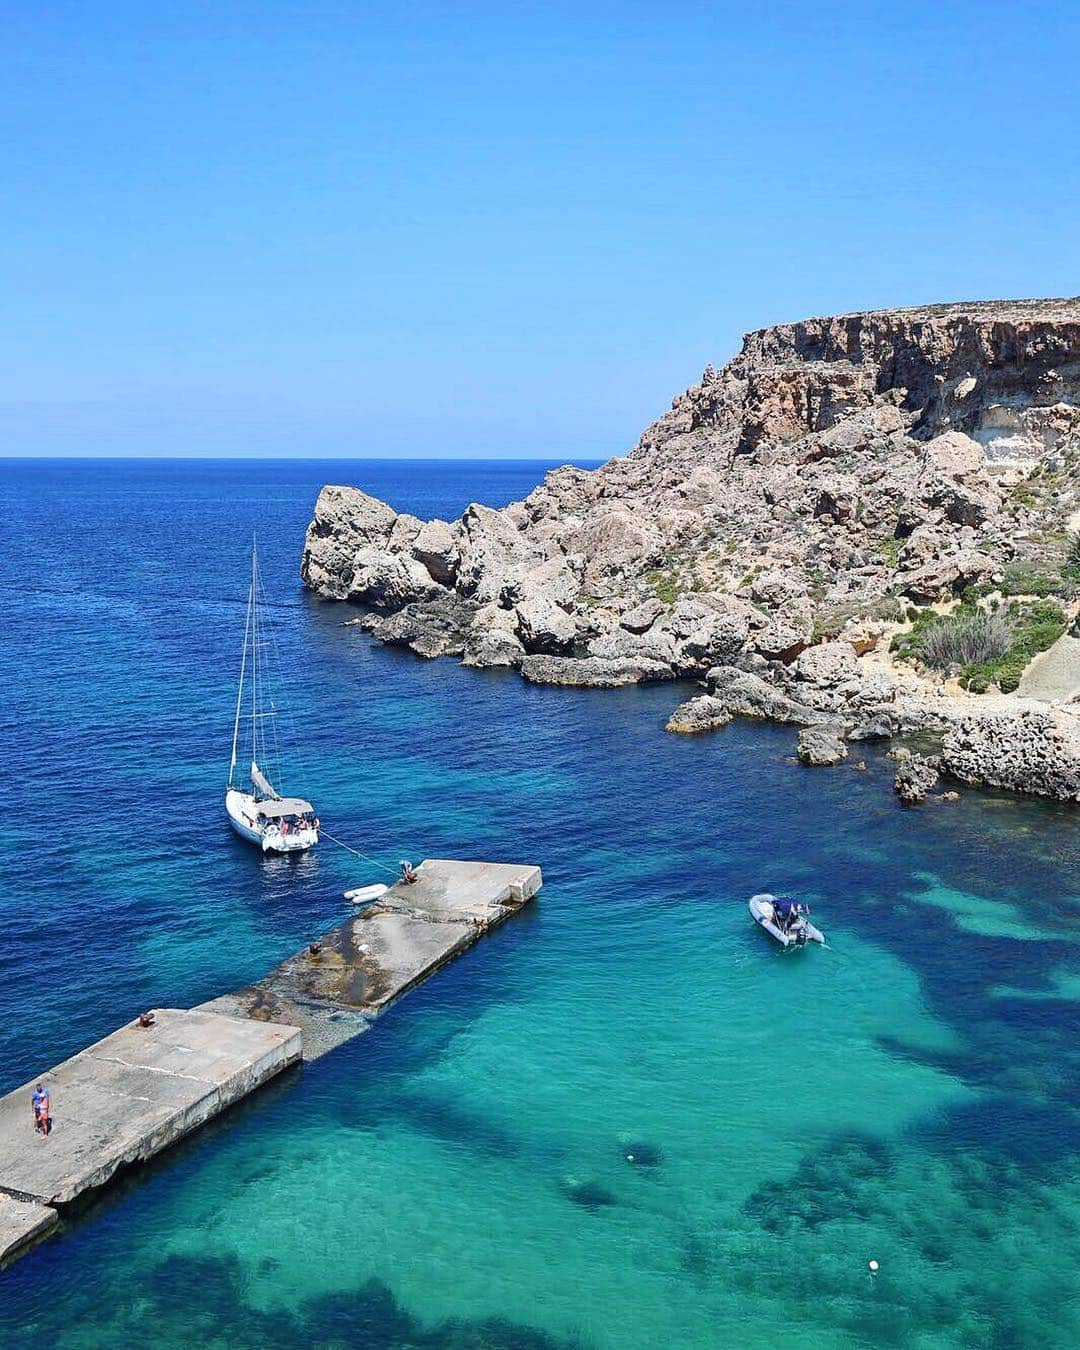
250, 542, 258, 780
228, 551, 254, 789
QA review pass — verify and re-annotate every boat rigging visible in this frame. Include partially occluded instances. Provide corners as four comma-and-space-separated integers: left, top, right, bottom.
225, 543, 320, 854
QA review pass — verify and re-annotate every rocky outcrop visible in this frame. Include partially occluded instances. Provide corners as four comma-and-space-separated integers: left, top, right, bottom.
304, 299, 1080, 801
893, 752, 942, 804
797, 723, 849, 765
520, 655, 672, 688
705, 666, 827, 725
665, 695, 733, 734
941, 709, 1080, 801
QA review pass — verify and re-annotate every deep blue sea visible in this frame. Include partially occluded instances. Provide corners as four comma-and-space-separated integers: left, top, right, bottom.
1, 458, 1078, 1349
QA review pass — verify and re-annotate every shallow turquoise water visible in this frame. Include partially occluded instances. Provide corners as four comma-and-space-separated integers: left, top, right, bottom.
1, 461, 1078, 1348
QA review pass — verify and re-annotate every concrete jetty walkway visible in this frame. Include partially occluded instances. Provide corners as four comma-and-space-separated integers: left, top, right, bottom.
0, 858, 540, 1265
0, 1008, 300, 1263
200, 858, 542, 1058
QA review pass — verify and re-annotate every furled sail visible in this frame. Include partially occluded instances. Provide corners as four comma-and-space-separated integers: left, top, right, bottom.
251, 760, 277, 799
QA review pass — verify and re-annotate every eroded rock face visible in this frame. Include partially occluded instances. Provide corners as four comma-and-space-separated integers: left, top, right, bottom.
893, 753, 941, 804
302, 486, 398, 599
462, 606, 526, 669
520, 655, 672, 687
515, 593, 576, 655
706, 666, 826, 725
302, 298, 1080, 800
941, 710, 1080, 801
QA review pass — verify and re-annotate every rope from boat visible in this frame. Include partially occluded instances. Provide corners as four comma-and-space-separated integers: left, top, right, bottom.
318, 829, 404, 879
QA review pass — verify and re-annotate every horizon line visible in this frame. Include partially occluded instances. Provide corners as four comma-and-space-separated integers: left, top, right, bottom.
0, 453, 609, 464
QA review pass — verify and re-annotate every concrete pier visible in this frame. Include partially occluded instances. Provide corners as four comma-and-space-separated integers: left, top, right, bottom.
0, 1194, 58, 1266
0, 859, 540, 1266
0, 1008, 300, 1261
200, 859, 542, 1058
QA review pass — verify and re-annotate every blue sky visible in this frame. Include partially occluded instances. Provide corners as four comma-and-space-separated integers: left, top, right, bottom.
3, 1, 1079, 458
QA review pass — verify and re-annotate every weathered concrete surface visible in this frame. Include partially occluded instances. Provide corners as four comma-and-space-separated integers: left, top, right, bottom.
0, 1193, 58, 1265
0, 1008, 301, 1206
199, 859, 542, 1059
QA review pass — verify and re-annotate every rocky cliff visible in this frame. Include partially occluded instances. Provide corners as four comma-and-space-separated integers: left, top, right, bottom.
302, 300, 1080, 801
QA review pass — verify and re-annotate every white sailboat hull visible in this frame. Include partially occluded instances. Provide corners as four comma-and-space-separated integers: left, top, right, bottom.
225, 790, 318, 854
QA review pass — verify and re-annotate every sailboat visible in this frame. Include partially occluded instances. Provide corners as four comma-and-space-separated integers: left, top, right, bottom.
225, 545, 320, 854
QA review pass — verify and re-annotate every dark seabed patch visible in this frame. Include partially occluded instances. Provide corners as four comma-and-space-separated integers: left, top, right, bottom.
560, 1179, 620, 1212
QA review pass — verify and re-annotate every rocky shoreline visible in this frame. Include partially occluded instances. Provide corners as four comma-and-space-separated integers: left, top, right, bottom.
301, 300, 1080, 803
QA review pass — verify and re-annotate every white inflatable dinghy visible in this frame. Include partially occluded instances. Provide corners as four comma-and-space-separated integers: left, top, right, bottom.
343, 883, 389, 904
749, 893, 825, 948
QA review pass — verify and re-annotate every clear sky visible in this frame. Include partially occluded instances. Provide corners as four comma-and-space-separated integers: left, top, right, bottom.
4, 1, 1079, 459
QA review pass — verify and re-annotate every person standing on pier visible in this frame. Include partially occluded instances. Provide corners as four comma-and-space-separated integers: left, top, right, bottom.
32, 1082, 51, 1136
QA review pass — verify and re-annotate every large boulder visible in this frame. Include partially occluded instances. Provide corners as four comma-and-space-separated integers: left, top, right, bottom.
462, 604, 526, 668
796, 723, 848, 765
620, 597, 664, 633
456, 503, 539, 604
665, 694, 733, 734
347, 547, 447, 609
707, 666, 827, 725
411, 518, 460, 586
564, 510, 660, 590
901, 549, 995, 601
587, 623, 676, 667
922, 431, 986, 479
666, 595, 754, 670
509, 556, 582, 610
752, 601, 813, 662
793, 641, 860, 686
917, 432, 997, 525
354, 596, 476, 659
462, 630, 526, 669
750, 569, 808, 607
515, 593, 577, 655
388, 512, 424, 551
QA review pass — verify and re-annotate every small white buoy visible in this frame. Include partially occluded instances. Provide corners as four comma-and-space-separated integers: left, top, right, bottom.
626, 1154, 635, 1162
868, 1259, 880, 1274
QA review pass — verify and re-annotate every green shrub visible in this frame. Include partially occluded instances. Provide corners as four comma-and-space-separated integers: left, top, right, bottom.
879, 537, 901, 568
645, 569, 681, 604
891, 600, 1067, 692
999, 563, 1061, 597
921, 611, 1013, 671
961, 601, 1067, 691
1010, 482, 1040, 507
890, 606, 944, 658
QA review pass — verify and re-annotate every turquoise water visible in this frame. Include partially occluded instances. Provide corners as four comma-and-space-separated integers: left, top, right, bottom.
1, 461, 1078, 1348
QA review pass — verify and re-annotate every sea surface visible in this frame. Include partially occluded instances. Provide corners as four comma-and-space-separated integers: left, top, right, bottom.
1, 458, 1078, 1350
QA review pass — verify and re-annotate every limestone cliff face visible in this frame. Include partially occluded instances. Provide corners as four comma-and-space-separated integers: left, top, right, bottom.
301, 299, 1080, 800
643, 300, 1080, 464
